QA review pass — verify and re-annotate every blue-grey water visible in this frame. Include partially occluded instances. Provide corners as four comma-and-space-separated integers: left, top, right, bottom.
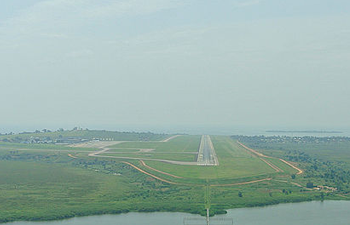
5, 201, 350, 225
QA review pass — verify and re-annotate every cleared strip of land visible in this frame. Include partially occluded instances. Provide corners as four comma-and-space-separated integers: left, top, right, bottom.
279, 159, 303, 175
69, 141, 124, 148
11, 148, 93, 153
197, 135, 219, 166
124, 161, 273, 187
88, 135, 200, 165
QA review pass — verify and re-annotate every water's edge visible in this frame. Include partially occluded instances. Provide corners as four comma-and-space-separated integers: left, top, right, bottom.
3, 198, 350, 224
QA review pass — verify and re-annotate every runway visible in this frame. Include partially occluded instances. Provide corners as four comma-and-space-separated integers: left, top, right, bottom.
197, 135, 219, 166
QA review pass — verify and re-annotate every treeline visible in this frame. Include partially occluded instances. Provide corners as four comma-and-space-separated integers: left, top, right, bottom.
283, 150, 350, 192
232, 135, 350, 145
0, 129, 171, 143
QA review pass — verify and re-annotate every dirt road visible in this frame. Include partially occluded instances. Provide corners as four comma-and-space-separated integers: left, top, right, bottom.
160, 135, 182, 142
140, 160, 183, 178
237, 141, 303, 175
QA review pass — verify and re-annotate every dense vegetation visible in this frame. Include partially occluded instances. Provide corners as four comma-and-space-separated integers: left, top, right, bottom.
0, 154, 206, 223
233, 135, 350, 193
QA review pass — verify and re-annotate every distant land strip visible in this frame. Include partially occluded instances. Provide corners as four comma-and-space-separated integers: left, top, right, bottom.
266, 130, 343, 133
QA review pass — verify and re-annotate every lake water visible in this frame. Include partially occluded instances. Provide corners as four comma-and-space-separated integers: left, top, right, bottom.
6, 201, 350, 225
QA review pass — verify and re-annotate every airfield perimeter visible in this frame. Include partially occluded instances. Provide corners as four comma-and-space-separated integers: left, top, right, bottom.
3, 131, 343, 223
68, 134, 301, 186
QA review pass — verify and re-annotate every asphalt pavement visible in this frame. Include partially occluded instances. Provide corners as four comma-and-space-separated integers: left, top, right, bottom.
197, 135, 219, 166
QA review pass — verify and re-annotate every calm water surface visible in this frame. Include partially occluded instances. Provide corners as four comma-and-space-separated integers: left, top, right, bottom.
6, 201, 350, 225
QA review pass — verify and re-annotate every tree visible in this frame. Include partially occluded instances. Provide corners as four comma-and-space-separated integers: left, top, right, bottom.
291, 174, 296, 179
306, 182, 314, 188
238, 191, 243, 197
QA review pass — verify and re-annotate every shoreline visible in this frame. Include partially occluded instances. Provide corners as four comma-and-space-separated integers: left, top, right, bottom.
2, 198, 349, 224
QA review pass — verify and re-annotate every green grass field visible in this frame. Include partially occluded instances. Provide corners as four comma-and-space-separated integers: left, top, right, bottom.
0, 134, 303, 183
110, 135, 201, 153
0, 142, 96, 151
0, 160, 136, 222
0, 134, 303, 186
123, 136, 295, 183
57, 135, 300, 184
103, 152, 197, 161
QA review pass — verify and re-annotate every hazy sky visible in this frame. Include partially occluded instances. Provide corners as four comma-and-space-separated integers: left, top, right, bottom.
1, 0, 350, 132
